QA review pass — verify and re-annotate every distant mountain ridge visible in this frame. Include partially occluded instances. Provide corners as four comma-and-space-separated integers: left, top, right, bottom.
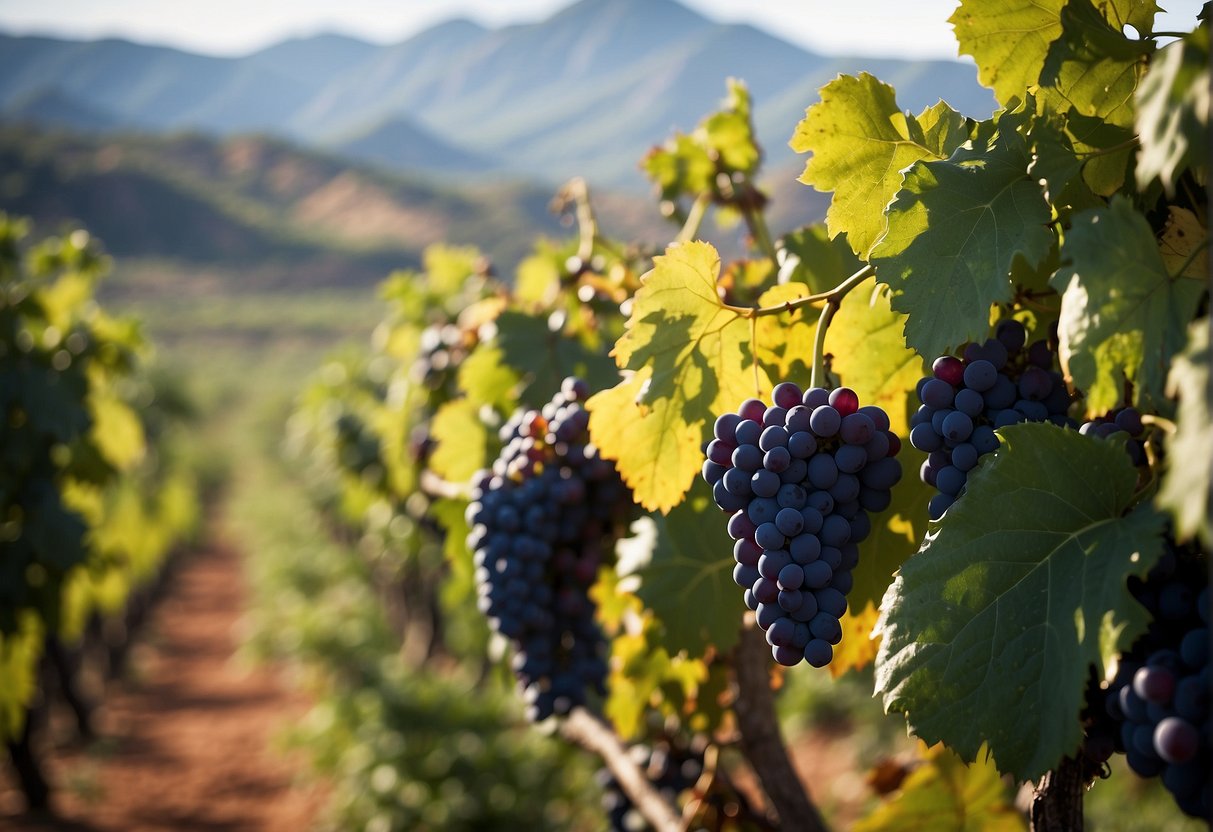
0, 0, 996, 187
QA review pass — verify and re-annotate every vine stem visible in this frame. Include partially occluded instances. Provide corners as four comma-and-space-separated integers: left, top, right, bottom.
1140, 413, 1178, 434
725, 264, 874, 319
733, 623, 831, 832
419, 469, 473, 501
1029, 756, 1084, 832
561, 708, 682, 832
676, 193, 712, 244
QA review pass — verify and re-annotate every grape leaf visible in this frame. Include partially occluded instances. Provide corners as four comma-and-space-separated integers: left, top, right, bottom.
589, 241, 763, 513
429, 399, 492, 484
1039, 0, 1152, 130
1050, 197, 1207, 416
950, 0, 1063, 107
701, 79, 760, 175
828, 279, 925, 438
853, 744, 1025, 832
625, 480, 745, 656
1158, 320, 1212, 547
643, 134, 716, 201
1135, 26, 1210, 194
777, 226, 864, 295
829, 602, 882, 678
457, 344, 520, 413
871, 111, 1054, 360
874, 423, 1166, 780
490, 310, 617, 409
791, 75, 971, 259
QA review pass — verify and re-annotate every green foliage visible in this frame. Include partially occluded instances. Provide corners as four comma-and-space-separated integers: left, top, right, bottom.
871, 107, 1054, 359
875, 424, 1166, 779
791, 74, 972, 260
1158, 320, 1212, 546
853, 745, 1025, 832
1135, 25, 1210, 192
1051, 196, 1206, 416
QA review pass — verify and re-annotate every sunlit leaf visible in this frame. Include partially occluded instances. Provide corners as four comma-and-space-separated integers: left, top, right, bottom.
792, 74, 971, 259
875, 423, 1166, 780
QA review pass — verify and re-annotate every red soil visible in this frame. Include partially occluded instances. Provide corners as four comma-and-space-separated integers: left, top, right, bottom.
0, 544, 325, 831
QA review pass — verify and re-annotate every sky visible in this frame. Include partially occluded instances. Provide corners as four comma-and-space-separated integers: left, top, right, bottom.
0, 0, 1203, 61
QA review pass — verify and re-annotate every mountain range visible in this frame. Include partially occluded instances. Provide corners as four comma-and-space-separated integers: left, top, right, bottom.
0, 0, 996, 188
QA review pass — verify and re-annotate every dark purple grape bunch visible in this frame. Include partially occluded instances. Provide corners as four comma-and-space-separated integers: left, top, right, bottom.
598, 736, 707, 831
466, 377, 633, 721
911, 319, 1073, 519
1080, 407, 1148, 467
702, 382, 902, 668
1088, 546, 1210, 819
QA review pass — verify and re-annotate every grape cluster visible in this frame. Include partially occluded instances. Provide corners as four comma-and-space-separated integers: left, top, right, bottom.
702, 383, 902, 668
411, 322, 471, 392
1088, 546, 1210, 819
466, 378, 633, 721
598, 736, 707, 832
910, 319, 1073, 519
1079, 406, 1148, 467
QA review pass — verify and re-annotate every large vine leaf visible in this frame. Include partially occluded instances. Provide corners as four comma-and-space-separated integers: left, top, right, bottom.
429, 399, 492, 484
827, 279, 925, 438
871, 111, 1054, 360
874, 423, 1166, 780
491, 310, 617, 409
853, 744, 1024, 832
1135, 25, 1210, 194
588, 242, 764, 513
1050, 197, 1207, 416
621, 480, 744, 656
1158, 320, 1212, 547
950, 0, 1063, 107
791, 74, 971, 259
1038, 0, 1153, 130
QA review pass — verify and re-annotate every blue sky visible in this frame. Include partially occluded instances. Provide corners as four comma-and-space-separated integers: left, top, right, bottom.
0, 0, 1204, 60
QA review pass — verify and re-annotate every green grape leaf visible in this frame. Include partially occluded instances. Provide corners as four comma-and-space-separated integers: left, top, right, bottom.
1050, 197, 1207, 416
1103, 0, 1160, 34
701, 79, 760, 175
791, 75, 972, 259
423, 244, 484, 298
827, 279, 925, 438
1028, 118, 1087, 206
513, 242, 568, 306
950, 0, 1063, 107
1064, 112, 1136, 196
777, 226, 864, 295
623, 480, 745, 656
1158, 320, 1212, 547
874, 423, 1166, 780
589, 241, 763, 513
458, 344, 521, 413
643, 134, 716, 201
429, 399, 492, 484
830, 602, 882, 677
853, 745, 1025, 832
754, 282, 818, 381
872, 113, 1054, 360
1039, 0, 1152, 129
88, 393, 146, 472
1135, 26, 1210, 194
490, 310, 617, 409
0, 613, 43, 741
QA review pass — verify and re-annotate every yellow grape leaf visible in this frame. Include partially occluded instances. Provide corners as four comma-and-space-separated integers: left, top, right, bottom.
88, 392, 146, 471
589, 241, 765, 513
853, 744, 1025, 832
754, 282, 818, 382
829, 601, 881, 678
429, 398, 491, 484
827, 279, 925, 438
1159, 206, 1208, 279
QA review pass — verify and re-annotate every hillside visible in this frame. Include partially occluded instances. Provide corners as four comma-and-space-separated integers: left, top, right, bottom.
0, 126, 669, 292
0, 0, 996, 188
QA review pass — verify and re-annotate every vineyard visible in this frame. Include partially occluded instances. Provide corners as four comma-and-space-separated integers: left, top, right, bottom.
1, 1, 1210, 831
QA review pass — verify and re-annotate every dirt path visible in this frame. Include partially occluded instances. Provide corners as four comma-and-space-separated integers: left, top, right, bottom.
0, 544, 326, 831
